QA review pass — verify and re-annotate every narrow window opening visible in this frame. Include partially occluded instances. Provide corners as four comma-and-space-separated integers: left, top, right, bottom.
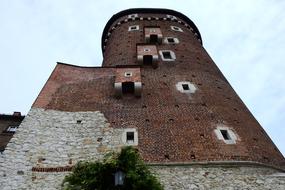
171, 26, 183, 32
126, 132, 134, 143
149, 34, 158, 43
182, 84, 190, 90
167, 38, 175, 43
4, 125, 18, 133
143, 55, 153, 65
76, 120, 82, 124
220, 130, 231, 140
128, 25, 139, 31
124, 72, 132, 77
122, 82, 135, 94
162, 51, 172, 59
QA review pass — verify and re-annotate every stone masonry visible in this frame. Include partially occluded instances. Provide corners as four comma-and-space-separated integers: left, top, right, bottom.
0, 108, 129, 189
0, 108, 284, 189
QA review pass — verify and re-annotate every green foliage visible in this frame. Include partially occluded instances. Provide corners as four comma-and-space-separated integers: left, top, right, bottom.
62, 147, 163, 190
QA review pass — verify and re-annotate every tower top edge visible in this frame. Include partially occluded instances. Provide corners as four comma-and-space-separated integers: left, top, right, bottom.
101, 8, 202, 53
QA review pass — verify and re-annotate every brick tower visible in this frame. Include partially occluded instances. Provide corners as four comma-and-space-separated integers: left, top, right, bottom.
0, 8, 284, 189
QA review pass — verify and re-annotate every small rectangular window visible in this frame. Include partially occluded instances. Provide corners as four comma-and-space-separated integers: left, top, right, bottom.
171, 26, 183, 32
124, 72, 132, 77
182, 84, 189, 90
162, 52, 172, 59
159, 50, 176, 61
167, 38, 175, 43
164, 37, 179, 44
126, 132, 134, 143
128, 25, 139, 31
166, 15, 177, 19
220, 130, 231, 140
4, 125, 18, 133
128, 14, 138, 19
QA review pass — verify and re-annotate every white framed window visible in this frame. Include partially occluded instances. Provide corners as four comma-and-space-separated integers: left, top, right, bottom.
159, 50, 176, 61
128, 14, 138, 19
122, 128, 138, 145
171, 26, 183, 32
164, 37, 179, 44
176, 81, 197, 94
124, 72, 132, 77
143, 48, 151, 52
126, 132, 134, 143
128, 25, 139, 31
214, 125, 238, 144
5, 125, 18, 133
166, 15, 177, 19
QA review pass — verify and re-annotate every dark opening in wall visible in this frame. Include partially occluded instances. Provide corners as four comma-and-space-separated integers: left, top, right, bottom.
164, 154, 170, 159
162, 51, 172, 59
76, 120, 82, 124
143, 55, 153, 65
126, 132, 134, 143
182, 84, 190, 90
150, 34, 158, 43
191, 154, 196, 159
97, 137, 103, 142
220, 130, 231, 140
167, 38, 175, 43
122, 82, 135, 94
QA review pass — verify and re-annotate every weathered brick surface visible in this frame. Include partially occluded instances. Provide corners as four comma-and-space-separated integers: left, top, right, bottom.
31, 11, 285, 169
115, 68, 141, 83
0, 114, 24, 151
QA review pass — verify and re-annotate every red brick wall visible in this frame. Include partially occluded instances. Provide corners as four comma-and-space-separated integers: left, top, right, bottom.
32, 11, 284, 168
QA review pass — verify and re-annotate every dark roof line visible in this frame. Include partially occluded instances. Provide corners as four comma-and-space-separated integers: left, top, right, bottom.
57, 62, 141, 69
101, 8, 202, 53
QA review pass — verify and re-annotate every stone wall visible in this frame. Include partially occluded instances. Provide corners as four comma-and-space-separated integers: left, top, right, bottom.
153, 165, 285, 190
0, 108, 284, 190
0, 108, 127, 190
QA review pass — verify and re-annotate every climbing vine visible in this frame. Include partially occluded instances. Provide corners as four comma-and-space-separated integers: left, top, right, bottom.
62, 146, 163, 190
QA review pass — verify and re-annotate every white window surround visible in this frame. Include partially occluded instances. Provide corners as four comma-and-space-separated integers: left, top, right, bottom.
159, 50, 176, 61
124, 72, 132, 77
128, 25, 139, 31
164, 37, 179, 44
5, 125, 18, 132
143, 48, 151, 52
122, 128, 138, 145
128, 14, 138, 19
166, 15, 177, 19
176, 81, 197, 94
171, 25, 183, 32
214, 125, 238, 144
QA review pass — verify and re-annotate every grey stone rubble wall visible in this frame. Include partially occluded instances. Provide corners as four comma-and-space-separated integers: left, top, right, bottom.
0, 108, 126, 190
0, 108, 284, 190
153, 165, 285, 190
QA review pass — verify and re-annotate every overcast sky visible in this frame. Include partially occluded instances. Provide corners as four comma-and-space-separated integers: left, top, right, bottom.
0, 0, 284, 156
